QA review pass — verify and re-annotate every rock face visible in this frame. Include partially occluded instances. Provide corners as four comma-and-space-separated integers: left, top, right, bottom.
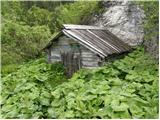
91, 1, 145, 46
144, 34, 159, 60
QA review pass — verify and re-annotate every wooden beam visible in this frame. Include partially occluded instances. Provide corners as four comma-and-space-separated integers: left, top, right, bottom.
63, 24, 106, 30
62, 29, 106, 58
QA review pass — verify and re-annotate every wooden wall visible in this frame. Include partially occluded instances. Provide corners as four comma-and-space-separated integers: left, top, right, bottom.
48, 35, 103, 68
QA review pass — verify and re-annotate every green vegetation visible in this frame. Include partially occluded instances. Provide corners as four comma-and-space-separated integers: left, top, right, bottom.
52, 1, 103, 32
142, 1, 158, 41
1, 47, 158, 119
1, 1, 159, 119
1, 1, 102, 69
136, 1, 159, 41
48, 47, 159, 119
1, 59, 67, 119
2, 20, 51, 65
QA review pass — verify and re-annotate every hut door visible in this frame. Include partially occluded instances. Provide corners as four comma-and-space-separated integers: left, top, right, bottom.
61, 51, 81, 77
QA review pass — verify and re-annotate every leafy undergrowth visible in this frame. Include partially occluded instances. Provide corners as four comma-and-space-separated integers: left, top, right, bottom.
1, 47, 159, 119
49, 47, 159, 119
1, 59, 67, 118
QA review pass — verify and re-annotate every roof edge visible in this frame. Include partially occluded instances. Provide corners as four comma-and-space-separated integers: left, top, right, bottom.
42, 32, 63, 50
63, 24, 106, 30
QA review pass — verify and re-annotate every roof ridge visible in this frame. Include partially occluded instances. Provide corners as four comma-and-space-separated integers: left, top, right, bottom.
63, 24, 106, 30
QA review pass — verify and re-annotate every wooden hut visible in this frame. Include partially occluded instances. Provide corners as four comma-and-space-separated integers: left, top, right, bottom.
43, 24, 131, 76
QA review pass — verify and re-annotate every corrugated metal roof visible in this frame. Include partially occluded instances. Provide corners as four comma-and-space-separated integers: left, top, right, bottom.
44, 24, 132, 58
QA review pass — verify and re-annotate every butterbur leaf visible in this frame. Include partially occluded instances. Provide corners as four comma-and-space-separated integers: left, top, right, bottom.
51, 90, 61, 99
2, 108, 19, 118
129, 104, 145, 119
63, 110, 75, 118
34, 75, 47, 82
47, 108, 56, 118
39, 97, 50, 106
18, 113, 32, 119
109, 78, 122, 86
51, 99, 62, 107
103, 95, 112, 106
111, 102, 129, 112
82, 95, 97, 101
2, 105, 15, 112
32, 112, 43, 119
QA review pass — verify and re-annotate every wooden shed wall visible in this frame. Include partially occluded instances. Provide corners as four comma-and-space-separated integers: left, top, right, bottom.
48, 35, 102, 68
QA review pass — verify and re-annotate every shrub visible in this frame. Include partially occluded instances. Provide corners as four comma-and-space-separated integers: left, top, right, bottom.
51, 1, 103, 32
1, 20, 51, 65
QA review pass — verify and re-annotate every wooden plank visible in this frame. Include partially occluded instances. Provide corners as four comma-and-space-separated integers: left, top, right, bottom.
71, 29, 110, 55
58, 37, 78, 45
81, 53, 95, 57
48, 48, 52, 63
87, 29, 120, 53
81, 57, 101, 62
62, 29, 106, 58
102, 30, 131, 50
64, 29, 106, 56
82, 61, 99, 67
51, 52, 61, 56
51, 56, 61, 60
91, 30, 126, 52
82, 64, 99, 67
81, 55, 98, 58
63, 24, 106, 30
51, 59, 61, 62
97, 30, 129, 51
82, 66, 99, 69
77, 29, 117, 54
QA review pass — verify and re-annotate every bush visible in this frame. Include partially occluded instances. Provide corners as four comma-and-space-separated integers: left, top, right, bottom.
51, 1, 103, 32
1, 20, 51, 65
1, 64, 19, 77
24, 6, 53, 27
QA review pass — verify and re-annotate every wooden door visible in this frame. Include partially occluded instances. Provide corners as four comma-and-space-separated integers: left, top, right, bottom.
61, 51, 81, 77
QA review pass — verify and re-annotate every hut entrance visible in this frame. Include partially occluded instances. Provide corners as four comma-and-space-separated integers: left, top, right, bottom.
61, 51, 81, 77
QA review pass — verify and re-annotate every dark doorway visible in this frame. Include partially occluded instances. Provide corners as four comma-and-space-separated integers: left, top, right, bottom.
61, 51, 81, 77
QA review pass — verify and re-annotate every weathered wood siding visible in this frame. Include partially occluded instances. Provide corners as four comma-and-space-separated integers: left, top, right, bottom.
49, 35, 79, 62
80, 45, 102, 68
48, 35, 102, 68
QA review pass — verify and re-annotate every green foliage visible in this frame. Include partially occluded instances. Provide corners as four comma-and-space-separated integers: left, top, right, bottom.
21, 1, 72, 11
1, 1, 24, 21
24, 6, 53, 27
136, 1, 159, 41
46, 47, 159, 119
1, 1, 103, 67
2, 20, 51, 65
1, 58, 67, 119
52, 1, 103, 32
1, 64, 19, 77
1, 1, 158, 119
1, 47, 158, 119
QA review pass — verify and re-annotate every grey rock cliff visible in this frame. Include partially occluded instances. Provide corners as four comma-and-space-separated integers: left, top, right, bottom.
91, 1, 145, 46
